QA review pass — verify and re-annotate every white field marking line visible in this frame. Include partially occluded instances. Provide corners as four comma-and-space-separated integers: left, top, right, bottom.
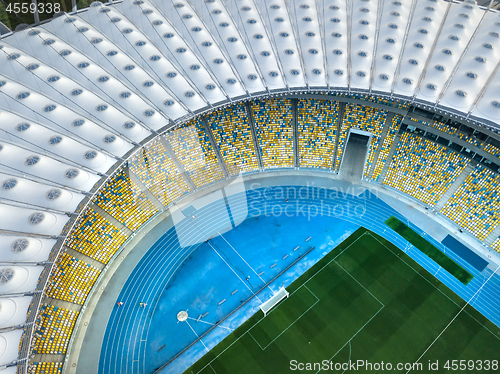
182, 207, 257, 289
247, 331, 264, 351
369, 233, 500, 342
134, 200, 365, 370
303, 285, 320, 302
187, 317, 234, 331
341, 341, 352, 374
193, 231, 370, 374
207, 241, 263, 303
139, 208, 232, 371
247, 283, 321, 351
186, 320, 209, 353
143, 202, 314, 371
333, 261, 385, 308
106, 231, 180, 374
296, 231, 370, 291
406, 264, 500, 374
209, 364, 218, 374
315, 304, 385, 374
247, 286, 321, 351
216, 230, 268, 287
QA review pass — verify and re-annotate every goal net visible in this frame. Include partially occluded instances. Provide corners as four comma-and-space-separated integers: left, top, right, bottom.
259, 287, 289, 317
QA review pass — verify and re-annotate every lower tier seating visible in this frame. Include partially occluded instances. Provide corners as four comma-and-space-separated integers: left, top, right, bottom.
491, 237, 500, 253
32, 304, 78, 355
45, 253, 101, 305
28, 362, 63, 374
65, 208, 128, 264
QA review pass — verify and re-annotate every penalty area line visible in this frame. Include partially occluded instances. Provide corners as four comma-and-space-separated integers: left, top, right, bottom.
247, 285, 320, 351
191, 232, 368, 374
187, 317, 234, 331
315, 304, 385, 374
369, 233, 500, 342
406, 264, 500, 374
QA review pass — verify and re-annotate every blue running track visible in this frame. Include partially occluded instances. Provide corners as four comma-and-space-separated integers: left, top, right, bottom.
99, 185, 500, 374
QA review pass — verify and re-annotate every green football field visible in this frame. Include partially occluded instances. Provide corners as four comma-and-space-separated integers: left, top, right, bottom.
184, 228, 500, 374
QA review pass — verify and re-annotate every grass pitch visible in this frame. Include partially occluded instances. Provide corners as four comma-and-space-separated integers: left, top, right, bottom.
385, 216, 473, 284
184, 228, 500, 374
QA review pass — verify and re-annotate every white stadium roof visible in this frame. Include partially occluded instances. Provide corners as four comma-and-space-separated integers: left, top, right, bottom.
0, 0, 499, 370
0, 330, 23, 367
0, 297, 32, 329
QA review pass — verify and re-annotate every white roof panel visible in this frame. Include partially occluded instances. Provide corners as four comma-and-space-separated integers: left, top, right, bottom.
472, 66, 500, 123
421, 2, 483, 106
226, 0, 285, 91
0, 266, 43, 295
0, 203, 68, 235
0, 111, 116, 174
0, 172, 85, 212
0, 142, 99, 191
0, 236, 55, 263
323, 0, 349, 88
0, 297, 32, 328
200, 0, 284, 90
372, 0, 412, 92
289, 0, 327, 87
350, 0, 379, 89
0, 77, 133, 156
393, 0, 449, 96
442, 11, 500, 112
256, 0, 306, 88
0, 330, 23, 366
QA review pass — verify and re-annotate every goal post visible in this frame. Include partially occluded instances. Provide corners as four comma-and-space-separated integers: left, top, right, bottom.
259, 287, 289, 317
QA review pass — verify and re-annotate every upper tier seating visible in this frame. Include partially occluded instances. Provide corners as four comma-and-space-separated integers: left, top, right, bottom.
441, 164, 500, 241
166, 119, 224, 188
384, 132, 469, 206
93, 169, 158, 231
420, 119, 500, 159
371, 114, 403, 181
251, 99, 294, 168
207, 102, 259, 174
297, 99, 339, 169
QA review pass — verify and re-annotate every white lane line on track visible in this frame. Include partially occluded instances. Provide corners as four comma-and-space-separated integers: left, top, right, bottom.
101, 192, 500, 374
